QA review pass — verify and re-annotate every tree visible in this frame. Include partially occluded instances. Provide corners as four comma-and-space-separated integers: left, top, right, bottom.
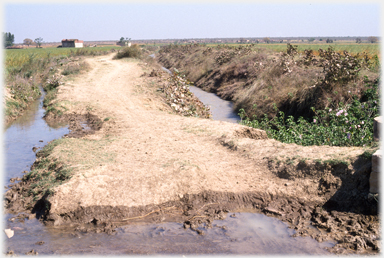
326, 38, 333, 43
34, 37, 43, 48
368, 36, 378, 43
308, 37, 315, 43
355, 38, 362, 44
263, 37, 270, 44
118, 37, 131, 46
23, 38, 33, 47
3, 32, 14, 47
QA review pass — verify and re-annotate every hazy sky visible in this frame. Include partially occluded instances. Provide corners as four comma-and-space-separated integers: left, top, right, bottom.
3, 2, 381, 43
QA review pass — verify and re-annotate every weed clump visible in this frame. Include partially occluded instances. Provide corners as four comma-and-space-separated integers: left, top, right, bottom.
114, 44, 142, 59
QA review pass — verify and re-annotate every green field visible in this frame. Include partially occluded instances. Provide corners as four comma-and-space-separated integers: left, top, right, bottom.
5, 46, 119, 70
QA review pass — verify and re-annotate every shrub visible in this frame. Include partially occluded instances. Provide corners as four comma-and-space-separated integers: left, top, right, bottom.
114, 44, 142, 59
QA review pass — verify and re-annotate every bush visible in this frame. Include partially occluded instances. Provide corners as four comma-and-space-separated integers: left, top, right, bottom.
114, 44, 142, 59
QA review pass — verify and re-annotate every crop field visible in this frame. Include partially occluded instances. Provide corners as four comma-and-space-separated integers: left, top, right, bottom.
206, 43, 380, 58
5, 46, 118, 70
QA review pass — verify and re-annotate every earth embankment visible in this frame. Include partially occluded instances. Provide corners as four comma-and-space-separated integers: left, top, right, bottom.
5, 53, 379, 254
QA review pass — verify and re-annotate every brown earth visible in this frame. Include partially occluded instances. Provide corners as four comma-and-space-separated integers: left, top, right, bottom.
5, 53, 379, 254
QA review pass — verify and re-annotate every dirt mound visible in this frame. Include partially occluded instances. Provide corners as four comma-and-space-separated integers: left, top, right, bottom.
233, 127, 268, 139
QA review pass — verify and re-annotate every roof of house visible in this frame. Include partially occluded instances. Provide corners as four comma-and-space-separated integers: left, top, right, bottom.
62, 39, 84, 43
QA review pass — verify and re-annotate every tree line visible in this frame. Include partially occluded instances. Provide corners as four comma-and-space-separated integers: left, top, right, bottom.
3, 32, 44, 48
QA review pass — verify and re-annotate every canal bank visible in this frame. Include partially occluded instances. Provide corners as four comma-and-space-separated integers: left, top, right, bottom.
4, 53, 379, 255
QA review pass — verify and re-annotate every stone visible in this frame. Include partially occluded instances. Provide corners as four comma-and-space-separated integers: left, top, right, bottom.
4, 229, 14, 238
369, 149, 381, 194
373, 116, 381, 141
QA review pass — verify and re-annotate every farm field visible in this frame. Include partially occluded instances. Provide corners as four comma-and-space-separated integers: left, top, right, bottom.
205, 43, 380, 58
5, 46, 119, 70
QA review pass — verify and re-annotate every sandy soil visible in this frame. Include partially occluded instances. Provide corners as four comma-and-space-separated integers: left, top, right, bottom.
49, 54, 358, 210
5, 53, 379, 254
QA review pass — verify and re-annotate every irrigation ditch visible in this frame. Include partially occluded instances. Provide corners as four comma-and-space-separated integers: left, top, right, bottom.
3, 50, 380, 255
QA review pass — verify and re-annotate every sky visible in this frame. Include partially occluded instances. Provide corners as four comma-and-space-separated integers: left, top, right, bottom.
2, 2, 382, 43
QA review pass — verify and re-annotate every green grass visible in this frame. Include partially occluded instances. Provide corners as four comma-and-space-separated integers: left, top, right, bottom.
5, 46, 118, 70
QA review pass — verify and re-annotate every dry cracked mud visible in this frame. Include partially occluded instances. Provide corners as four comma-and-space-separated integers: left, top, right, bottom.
4, 53, 380, 255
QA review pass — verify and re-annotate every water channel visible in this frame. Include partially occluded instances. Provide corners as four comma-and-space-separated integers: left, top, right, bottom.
3, 66, 334, 255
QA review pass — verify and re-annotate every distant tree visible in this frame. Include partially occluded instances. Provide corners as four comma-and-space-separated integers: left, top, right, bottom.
319, 38, 323, 41
308, 37, 315, 43
34, 37, 43, 48
326, 38, 333, 43
368, 36, 378, 43
23, 38, 33, 47
119, 37, 131, 46
356, 38, 362, 44
263, 37, 271, 44
3, 32, 14, 47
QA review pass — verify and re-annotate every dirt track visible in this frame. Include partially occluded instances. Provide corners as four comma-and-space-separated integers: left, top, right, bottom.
5, 54, 379, 254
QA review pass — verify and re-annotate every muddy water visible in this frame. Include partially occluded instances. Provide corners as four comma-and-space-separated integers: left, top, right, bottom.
4, 212, 333, 255
4, 90, 69, 184
3, 77, 334, 255
189, 86, 240, 123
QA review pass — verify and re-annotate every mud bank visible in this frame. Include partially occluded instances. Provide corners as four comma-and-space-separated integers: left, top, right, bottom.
4, 54, 380, 255
5, 184, 379, 254
5, 126, 379, 254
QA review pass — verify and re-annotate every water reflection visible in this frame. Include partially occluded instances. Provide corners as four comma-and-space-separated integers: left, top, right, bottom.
4, 92, 69, 183
189, 86, 240, 123
4, 212, 333, 255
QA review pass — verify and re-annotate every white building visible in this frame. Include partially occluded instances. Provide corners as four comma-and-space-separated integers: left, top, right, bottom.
62, 39, 84, 48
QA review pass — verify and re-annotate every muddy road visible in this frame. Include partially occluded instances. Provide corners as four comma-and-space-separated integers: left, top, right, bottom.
5, 53, 379, 254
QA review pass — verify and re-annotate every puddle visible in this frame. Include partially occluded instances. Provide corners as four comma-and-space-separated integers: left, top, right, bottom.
4, 212, 334, 255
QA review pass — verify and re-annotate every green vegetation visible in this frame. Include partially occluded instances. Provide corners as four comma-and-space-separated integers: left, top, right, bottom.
22, 139, 72, 203
3, 32, 15, 47
4, 46, 117, 124
240, 78, 380, 147
5, 46, 117, 70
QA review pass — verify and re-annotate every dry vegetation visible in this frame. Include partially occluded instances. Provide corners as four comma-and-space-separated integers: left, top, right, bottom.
156, 43, 380, 120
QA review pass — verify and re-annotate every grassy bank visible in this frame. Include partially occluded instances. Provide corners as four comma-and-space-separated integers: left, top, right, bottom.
156, 43, 380, 147
4, 46, 118, 124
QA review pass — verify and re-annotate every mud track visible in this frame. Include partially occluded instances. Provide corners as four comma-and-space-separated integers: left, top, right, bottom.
5, 54, 379, 254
